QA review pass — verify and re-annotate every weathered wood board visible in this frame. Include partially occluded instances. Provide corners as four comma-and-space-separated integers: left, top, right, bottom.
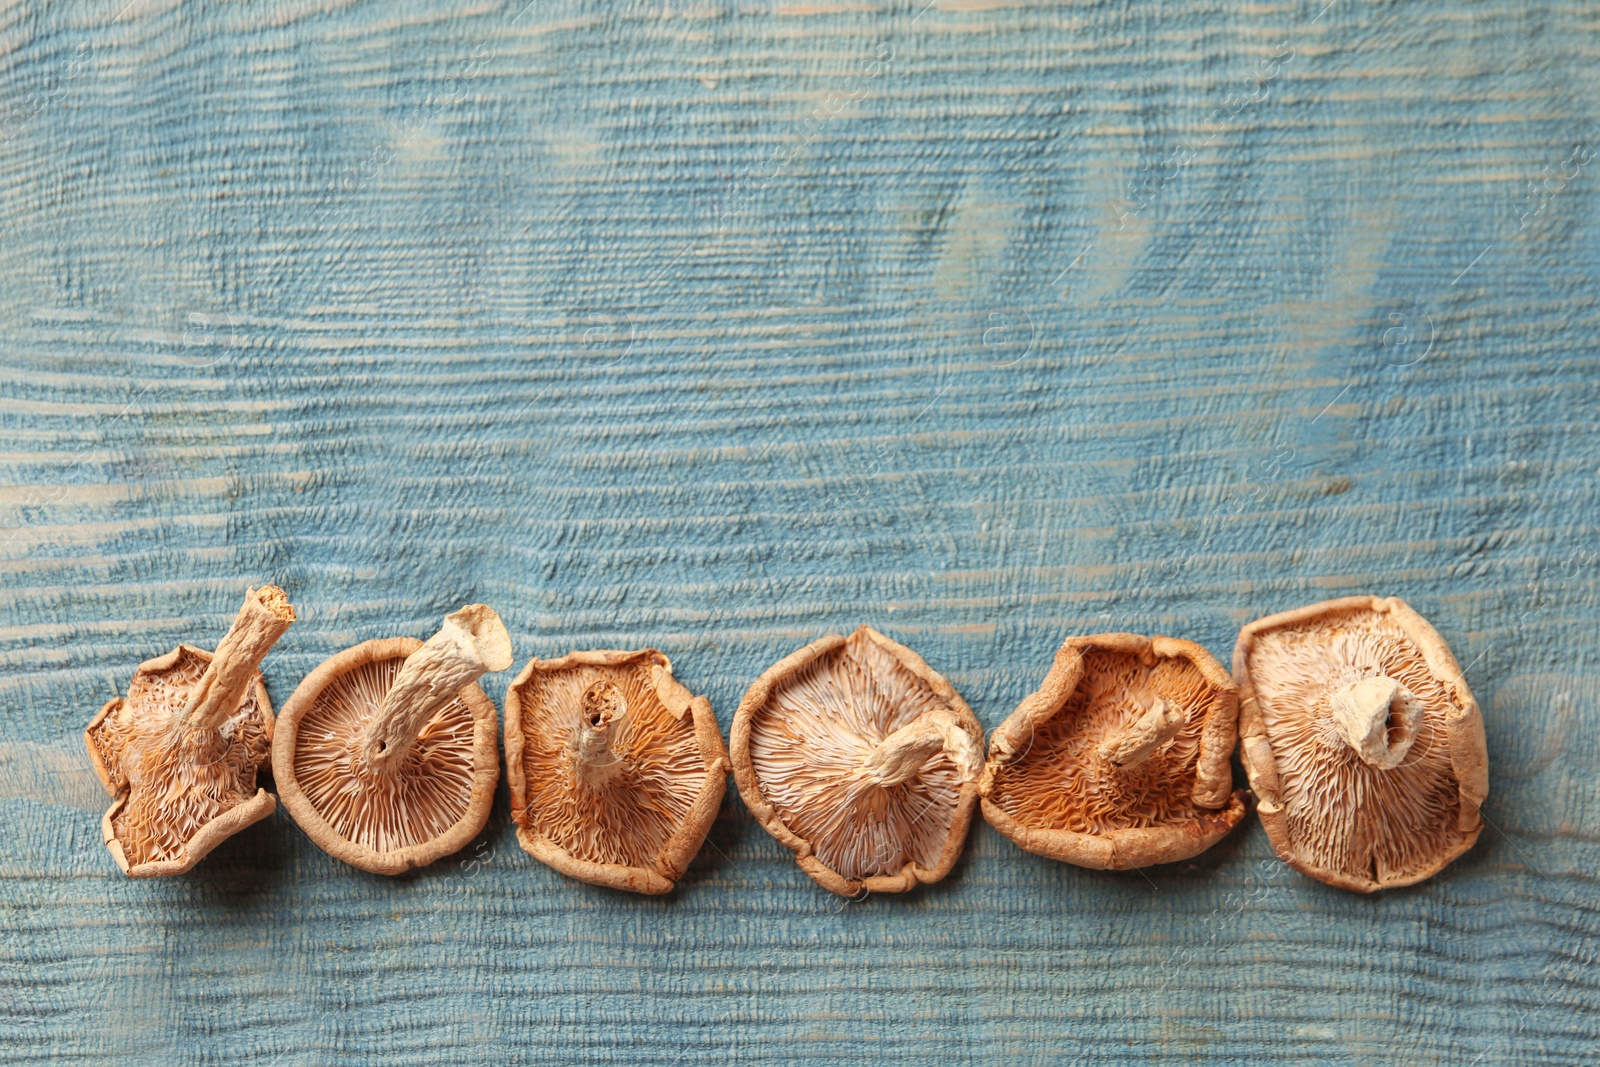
2, 0, 1597, 1063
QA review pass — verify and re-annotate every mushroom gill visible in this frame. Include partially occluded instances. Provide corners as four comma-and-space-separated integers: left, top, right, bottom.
289, 653, 480, 854
89, 647, 274, 869
84, 585, 295, 877
273, 604, 511, 875
506, 649, 729, 894
990, 653, 1210, 831
732, 626, 983, 895
979, 634, 1244, 870
1235, 596, 1488, 892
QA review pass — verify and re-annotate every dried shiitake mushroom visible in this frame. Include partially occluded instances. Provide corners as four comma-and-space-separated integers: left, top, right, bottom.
84, 585, 296, 877
273, 604, 512, 875
979, 633, 1246, 870
504, 649, 729, 894
1234, 595, 1488, 892
730, 626, 984, 897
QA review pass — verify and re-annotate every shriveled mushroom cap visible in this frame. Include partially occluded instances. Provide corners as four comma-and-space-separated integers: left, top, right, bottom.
84, 645, 277, 877
504, 649, 730, 895
979, 633, 1245, 870
83, 584, 295, 877
1234, 595, 1488, 892
273, 618, 505, 875
730, 626, 984, 897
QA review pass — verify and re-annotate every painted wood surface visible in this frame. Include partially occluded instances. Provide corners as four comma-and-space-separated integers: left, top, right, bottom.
2, 0, 1597, 1063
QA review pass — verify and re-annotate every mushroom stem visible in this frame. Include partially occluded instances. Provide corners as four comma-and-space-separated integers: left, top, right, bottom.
857, 707, 982, 787
360, 604, 513, 774
175, 585, 296, 736
1330, 675, 1420, 769
1096, 698, 1184, 769
570, 680, 628, 785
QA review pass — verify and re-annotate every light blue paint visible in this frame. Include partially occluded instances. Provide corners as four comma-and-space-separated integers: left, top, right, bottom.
1, 0, 1597, 1063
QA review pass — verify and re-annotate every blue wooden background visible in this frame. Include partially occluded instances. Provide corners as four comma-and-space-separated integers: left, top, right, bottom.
2, 0, 1597, 1063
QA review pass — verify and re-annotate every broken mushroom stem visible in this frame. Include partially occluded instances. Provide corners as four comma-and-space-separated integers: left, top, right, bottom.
359, 604, 514, 774
173, 585, 296, 738
1096, 697, 1184, 770
856, 706, 982, 788
571, 680, 629, 785
1330, 675, 1420, 769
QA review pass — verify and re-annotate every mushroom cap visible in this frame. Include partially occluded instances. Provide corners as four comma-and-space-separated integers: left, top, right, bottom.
730, 626, 984, 896
979, 633, 1246, 870
83, 644, 276, 878
272, 637, 500, 875
504, 649, 730, 895
1233, 595, 1489, 892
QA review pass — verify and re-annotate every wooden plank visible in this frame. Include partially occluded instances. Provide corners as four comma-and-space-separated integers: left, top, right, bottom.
2, 0, 1597, 1062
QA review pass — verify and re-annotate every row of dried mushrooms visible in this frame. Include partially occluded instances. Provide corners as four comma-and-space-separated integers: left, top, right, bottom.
85, 590, 1487, 895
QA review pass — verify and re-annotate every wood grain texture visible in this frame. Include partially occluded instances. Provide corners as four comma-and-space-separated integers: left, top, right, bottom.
2, 0, 1598, 1062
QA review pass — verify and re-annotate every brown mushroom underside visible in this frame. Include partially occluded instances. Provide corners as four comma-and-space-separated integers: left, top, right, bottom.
1234, 596, 1489, 892
980, 634, 1245, 870
731, 627, 983, 897
274, 637, 501, 875
85, 645, 276, 876
506, 649, 729, 895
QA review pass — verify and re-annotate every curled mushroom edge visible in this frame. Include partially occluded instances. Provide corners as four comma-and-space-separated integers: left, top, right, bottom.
978, 632, 1248, 872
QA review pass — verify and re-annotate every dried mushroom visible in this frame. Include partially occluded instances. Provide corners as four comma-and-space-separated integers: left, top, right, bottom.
504, 649, 729, 894
979, 633, 1245, 870
273, 604, 512, 875
730, 626, 984, 897
1234, 595, 1488, 892
84, 585, 296, 877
